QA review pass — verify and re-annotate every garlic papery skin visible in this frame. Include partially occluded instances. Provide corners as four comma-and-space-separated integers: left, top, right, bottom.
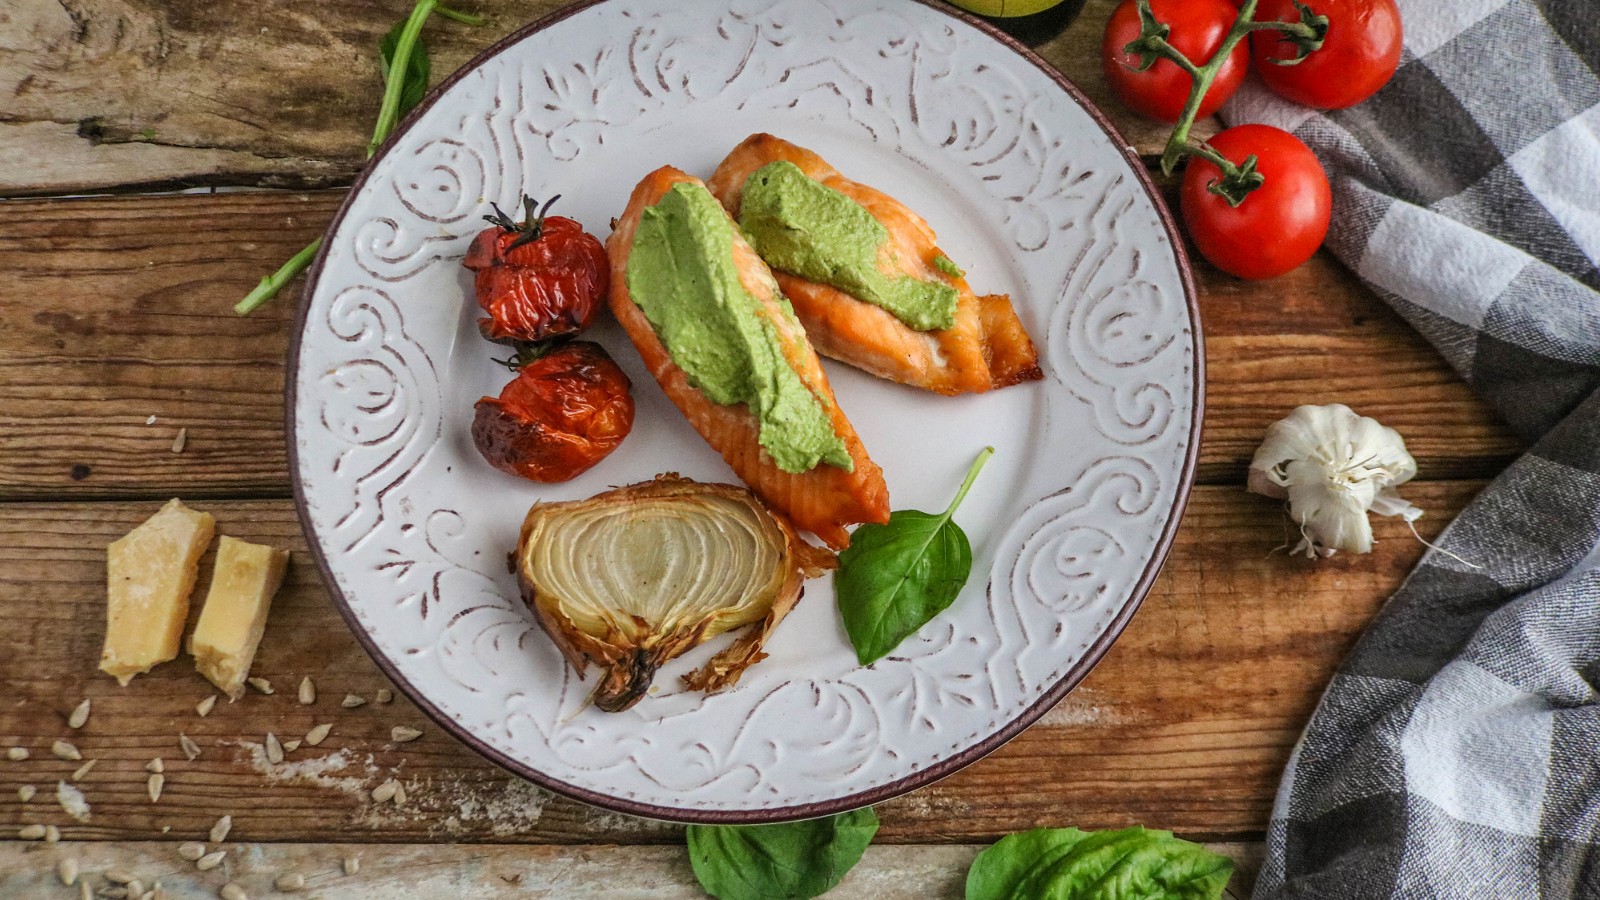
1247, 403, 1422, 558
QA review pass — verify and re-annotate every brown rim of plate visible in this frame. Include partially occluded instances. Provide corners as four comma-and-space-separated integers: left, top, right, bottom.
287, 0, 1205, 825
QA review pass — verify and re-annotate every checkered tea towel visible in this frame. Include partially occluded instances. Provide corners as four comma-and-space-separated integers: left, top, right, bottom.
1219, 1, 1600, 896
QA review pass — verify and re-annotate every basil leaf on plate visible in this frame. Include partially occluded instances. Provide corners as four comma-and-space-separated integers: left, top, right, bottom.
965, 826, 1234, 900
687, 808, 879, 900
836, 447, 992, 665
379, 19, 431, 120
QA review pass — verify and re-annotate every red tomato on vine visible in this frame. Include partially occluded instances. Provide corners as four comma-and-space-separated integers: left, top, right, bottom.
1180, 125, 1331, 280
1102, 0, 1249, 122
1251, 0, 1403, 109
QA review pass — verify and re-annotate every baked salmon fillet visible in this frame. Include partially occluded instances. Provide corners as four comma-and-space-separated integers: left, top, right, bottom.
606, 166, 889, 550
707, 134, 1043, 396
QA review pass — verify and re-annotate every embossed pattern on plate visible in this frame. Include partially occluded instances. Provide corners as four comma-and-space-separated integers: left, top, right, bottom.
290, 0, 1200, 823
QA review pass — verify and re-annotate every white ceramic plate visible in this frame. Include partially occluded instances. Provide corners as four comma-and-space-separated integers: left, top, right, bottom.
291, 0, 1200, 823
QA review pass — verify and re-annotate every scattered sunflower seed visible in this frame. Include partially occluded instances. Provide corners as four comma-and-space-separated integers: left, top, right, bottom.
341, 694, 366, 709
370, 780, 398, 803
52, 739, 83, 761
171, 427, 188, 453
140, 892, 157, 900
196, 849, 227, 871
57, 781, 91, 822
6, 746, 27, 761
145, 414, 157, 425
71, 759, 98, 781
106, 871, 136, 885
178, 842, 207, 861
100, 888, 129, 900
282, 739, 301, 753
196, 695, 217, 717
125, 882, 145, 899
265, 732, 284, 765
298, 676, 316, 705
391, 726, 422, 743
305, 724, 332, 747
68, 699, 91, 729
146, 758, 164, 774
58, 857, 79, 886
342, 854, 360, 876
246, 677, 273, 695
147, 772, 164, 803
376, 688, 393, 704
219, 883, 247, 900
392, 781, 407, 806
17, 784, 35, 802
18, 824, 45, 839
79, 881, 92, 900
179, 734, 201, 761
45, 824, 60, 843
210, 814, 232, 844
273, 873, 306, 892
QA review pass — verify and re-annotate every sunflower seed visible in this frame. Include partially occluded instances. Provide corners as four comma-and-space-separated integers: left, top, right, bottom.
68, 699, 91, 729
18, 824, 45, 839
125, 883, 144, 899
273, 873, 306, 892
140, 892, 157, 900
45, 824, 60, 843
340, 694, 366, 709
391, 726, 421, 743
265, 732, 283, 765
5, 746, 27, 761
196, 849, 226, 871
298, 676, 316, 705
52, 740, 82, 761
179, 734, 201, 761
17, 784, 35, 802
106, 871, 135, 885
376, 688, 393, 704
370, 780, 398, 803
392, 781, 407, 806
147, 773, 164, 802
145, 758, 164, 774
79, 881, 91, 900
246, 677, 273, 695
57, 857, 79, 886
219, 883, 247, 900
171, 428, 187, 453
209, 814, 232, 844
196, 695, 217, 717
342, 854, 360, 876
282, 739, 301, 752
57, 780, 91, 821
177, 841, 207, 861
71, 759, 98, 781
305, 723, 332, 746
100, 888, 128, 900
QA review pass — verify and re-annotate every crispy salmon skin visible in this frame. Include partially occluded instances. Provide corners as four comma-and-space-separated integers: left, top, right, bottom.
605, 166, 889, 549
708, 133, 1043, 395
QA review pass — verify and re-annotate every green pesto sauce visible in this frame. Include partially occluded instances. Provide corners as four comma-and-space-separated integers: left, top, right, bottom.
625, 182, 852, 475
738, 161, 959, 332
933, 254, 964, 278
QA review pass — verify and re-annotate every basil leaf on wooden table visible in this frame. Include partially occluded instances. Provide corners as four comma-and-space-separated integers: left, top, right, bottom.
836, 447, 993, 665
965, 825, 1234, 900
687, 808, 879, 900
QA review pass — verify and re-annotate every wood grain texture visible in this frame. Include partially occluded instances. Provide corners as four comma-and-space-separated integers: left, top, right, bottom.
0, 191, 1520, 500
1, 0, 1198, 197
0, 482, 1483, 843
0, 840, 1264, 898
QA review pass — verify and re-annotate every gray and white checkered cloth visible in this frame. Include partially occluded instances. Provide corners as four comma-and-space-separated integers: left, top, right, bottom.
1220, 1, 1600, 896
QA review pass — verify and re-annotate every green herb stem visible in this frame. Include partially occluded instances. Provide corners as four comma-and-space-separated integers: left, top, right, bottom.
434, 4, 486, 25
234, 238, 322, 316
941, 446, 994, 522
368, 0, 438, 158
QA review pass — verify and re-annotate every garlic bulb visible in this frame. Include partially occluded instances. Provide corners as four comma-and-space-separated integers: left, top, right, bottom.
1247, 404, 1421, 559
517, 474, 835, 711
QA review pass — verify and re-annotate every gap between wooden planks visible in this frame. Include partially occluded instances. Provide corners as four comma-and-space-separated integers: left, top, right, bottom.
0, 190, 1520, 501
0, 482, 1484, 846
1, 0, 1203, 198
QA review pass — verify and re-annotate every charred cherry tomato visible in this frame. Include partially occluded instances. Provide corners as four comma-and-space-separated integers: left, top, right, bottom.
1180, 124, 1331, 280
472, 341, 634, 483
1251, 0, 1402, 109
463, 196, 608, 344
1102, 0, 1248, 123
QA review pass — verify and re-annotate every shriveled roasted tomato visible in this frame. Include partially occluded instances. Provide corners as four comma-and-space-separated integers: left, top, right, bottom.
472, 341, 634, 483
1251, 0, 1402, 109
463, 196, 608, 344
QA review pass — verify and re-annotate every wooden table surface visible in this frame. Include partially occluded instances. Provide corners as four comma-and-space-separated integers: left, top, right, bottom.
0, 0, 1521, 896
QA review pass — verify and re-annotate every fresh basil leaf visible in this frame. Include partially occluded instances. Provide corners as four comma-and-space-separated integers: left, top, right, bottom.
836, 447, 991, 665
379, 19, 431, 120
687, 808, 879, 900
965, 826, 1234, 900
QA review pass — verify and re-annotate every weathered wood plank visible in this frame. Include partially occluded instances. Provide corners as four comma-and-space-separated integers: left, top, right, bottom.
0, 840, 1264, 898
0, 482, 1483, 843
0, 191, 1520, 500
1, 0, 1196, 197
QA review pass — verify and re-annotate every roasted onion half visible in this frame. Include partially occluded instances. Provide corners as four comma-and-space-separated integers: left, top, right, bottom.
516, 475, 836, 712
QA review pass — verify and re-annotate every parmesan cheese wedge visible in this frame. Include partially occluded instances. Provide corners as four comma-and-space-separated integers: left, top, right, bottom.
101, 499, 216, 685
190, 536, 290, 700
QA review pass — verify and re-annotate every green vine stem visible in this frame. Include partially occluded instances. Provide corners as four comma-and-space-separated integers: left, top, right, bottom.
1124, 0, 1323, 207
235, 1, 482, 316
